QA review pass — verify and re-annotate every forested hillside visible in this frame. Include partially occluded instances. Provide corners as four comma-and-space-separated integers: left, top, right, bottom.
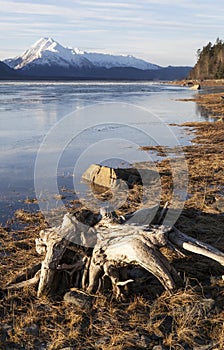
189, 38, 224, 79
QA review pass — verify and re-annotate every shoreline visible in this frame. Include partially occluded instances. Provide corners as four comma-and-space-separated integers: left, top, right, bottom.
171, 78, 224, 87
1, 89, 224, 349
178, 92, 224, 121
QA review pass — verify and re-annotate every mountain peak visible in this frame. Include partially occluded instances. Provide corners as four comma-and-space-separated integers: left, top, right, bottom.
4, 37, 160, 72
34, 37, 58, 46
43, 37, 54, 42
31, 37, 60, 53
35, 37, 55, 44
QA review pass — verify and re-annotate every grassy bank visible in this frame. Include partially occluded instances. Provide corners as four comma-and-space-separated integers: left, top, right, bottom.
1, 93, 224, 349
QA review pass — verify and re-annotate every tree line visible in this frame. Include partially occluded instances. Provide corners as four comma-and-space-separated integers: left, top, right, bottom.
189, 38, 224, 79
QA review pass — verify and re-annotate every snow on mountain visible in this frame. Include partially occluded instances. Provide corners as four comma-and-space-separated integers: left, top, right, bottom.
79, 51, 159, 70
5, 38, 93, 70
4, 37, 160, 71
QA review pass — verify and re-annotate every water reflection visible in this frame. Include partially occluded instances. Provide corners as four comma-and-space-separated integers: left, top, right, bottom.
0, 82, 214, 225
195, 103, 215, 122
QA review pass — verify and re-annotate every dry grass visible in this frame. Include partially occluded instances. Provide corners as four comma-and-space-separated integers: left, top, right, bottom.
1, 211, 224, 349
2, 92, 224, 349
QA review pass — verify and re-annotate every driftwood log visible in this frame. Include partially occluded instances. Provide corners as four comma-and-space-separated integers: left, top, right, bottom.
6, 207, 224, 299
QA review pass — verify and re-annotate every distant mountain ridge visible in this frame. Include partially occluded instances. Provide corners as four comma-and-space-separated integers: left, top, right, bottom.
1, 37, 192, 80
5, 37, 160, 72
0, 61, 19, 79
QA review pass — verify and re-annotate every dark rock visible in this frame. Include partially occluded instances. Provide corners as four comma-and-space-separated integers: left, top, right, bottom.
64, 289, 93, 309
127, 174, 140, 186
150, 334, 162, 341
0, 288, 5, 299
33, 341, 48, 350
4, 346, 16, 350
35, 303, 52, 312
95, 336, 110, 347
138, 334, 152, 348
0, 323, 12, 342
14, 241, 32, 250
159, 315, 173, 335
152, 345, 167, 350
25, 323, 39, 336
200, 298, 215, 315
151, 314, 173, 336
127, 333, 152, 349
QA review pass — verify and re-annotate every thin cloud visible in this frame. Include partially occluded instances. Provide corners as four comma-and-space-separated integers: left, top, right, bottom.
139, 0, 212, 9
0, 0, 223, 65
0, 0, 140, 17
0, 0, 142, 28
70, 0, 141, 9
196, 13, 224, 20
0, 0, 82, 16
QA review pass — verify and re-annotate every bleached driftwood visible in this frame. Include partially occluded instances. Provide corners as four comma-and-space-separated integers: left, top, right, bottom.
5, 207, 224, 299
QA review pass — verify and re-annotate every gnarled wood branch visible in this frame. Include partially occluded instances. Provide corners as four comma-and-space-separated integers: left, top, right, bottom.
169, 227, 224, 266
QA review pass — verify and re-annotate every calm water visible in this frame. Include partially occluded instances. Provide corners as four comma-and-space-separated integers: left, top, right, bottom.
0, 81, 208, 225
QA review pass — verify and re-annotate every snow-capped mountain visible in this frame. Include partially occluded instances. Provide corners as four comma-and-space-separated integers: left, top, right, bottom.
3, 38, 192, 80
4, 37, 160, 72
79, 51, 159, 70
4, 38, 94, 70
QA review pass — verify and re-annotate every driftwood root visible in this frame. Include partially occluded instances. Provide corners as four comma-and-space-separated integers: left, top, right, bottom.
6, 208, 224, 299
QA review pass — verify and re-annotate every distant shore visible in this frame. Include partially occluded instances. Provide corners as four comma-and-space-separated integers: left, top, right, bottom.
171, 78, 224, 87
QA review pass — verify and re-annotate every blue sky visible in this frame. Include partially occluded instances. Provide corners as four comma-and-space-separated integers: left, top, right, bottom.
0, 0, 224, 66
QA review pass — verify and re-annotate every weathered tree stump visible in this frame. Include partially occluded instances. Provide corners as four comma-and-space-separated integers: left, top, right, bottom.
6, 206, 224, 300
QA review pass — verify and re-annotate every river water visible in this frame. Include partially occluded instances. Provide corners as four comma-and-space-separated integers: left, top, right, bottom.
0, 81, 207, 225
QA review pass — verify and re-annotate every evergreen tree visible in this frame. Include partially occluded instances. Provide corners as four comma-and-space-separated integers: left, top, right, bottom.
189, 39, 224, 79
